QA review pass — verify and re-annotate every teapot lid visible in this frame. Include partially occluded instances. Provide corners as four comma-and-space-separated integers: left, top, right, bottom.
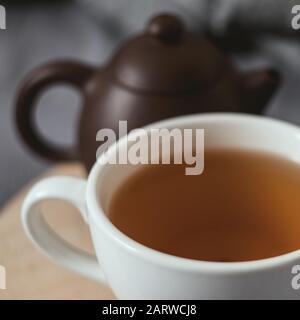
108, 14, 225, 95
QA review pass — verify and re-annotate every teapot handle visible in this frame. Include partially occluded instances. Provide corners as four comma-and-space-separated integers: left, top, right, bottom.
15, 60, 95, 161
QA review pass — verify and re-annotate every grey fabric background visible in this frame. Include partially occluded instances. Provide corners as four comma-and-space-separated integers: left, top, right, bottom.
0, 3, 115, 205
0, 1, 300, 206
78, 0, 297, 34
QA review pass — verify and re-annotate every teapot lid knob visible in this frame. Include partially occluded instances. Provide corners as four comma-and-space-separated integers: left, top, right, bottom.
147, 14, 185, 44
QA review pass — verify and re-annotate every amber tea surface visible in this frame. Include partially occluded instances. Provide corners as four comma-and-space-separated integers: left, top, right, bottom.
108, 149, 300, 262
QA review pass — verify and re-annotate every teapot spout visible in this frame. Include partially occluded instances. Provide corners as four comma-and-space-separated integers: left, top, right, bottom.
240, 69, 280, 114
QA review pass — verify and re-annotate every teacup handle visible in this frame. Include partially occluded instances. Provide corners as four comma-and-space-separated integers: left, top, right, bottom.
21, 176, 107, 284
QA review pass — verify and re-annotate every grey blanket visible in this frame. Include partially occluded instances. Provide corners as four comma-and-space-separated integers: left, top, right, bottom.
78, 0, 300, 72
78, 0, 299, 35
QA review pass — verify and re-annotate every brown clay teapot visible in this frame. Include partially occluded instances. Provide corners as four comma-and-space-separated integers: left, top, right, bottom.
16, 14, 280, 171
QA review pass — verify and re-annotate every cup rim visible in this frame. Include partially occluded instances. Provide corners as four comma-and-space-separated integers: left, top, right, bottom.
87, 113, 300, 274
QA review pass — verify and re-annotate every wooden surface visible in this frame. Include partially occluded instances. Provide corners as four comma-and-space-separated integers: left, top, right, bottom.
0, 163, 115, 300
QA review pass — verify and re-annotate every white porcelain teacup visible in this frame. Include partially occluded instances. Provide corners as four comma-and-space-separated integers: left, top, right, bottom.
22, 113, 300, 299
